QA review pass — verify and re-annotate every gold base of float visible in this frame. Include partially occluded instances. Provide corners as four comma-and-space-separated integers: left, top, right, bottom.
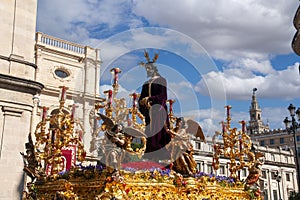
29, 167, 259, 200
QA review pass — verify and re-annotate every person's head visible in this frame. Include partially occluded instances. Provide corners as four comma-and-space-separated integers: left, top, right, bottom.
176, 117, 185, 129
145, 62, 159, 78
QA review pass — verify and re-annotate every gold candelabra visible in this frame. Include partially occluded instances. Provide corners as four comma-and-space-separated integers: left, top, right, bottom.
99, 69, 146, 132
34, 86, 86, 176
213, 105, 254, 179
128, 92, 145, 130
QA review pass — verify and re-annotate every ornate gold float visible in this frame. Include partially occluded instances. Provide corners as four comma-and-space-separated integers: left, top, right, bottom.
21, 53, 263, 200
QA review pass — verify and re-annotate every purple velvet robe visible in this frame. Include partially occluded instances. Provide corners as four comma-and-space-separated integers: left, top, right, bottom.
138, 76, 171, 153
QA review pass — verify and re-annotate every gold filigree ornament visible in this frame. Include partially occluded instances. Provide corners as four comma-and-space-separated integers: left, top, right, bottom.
21, 54, 263, 200
34, 86, 86, 177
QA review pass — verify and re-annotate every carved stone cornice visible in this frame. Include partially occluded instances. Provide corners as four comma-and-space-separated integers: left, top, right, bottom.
0, 55, 37, 69
0, 73, 44, 95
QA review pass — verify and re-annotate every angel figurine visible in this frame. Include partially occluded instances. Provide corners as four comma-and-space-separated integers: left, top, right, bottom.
20, 133, 43, 182
244, 151, 265, 189
167, 117, 205, 176
98, 113, 147, 172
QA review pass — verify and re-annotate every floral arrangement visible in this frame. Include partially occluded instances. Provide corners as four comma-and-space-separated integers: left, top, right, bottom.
26, 162, 261, 199
55, 164, 106, 180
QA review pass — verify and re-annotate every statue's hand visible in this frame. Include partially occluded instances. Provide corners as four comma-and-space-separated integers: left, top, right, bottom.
140, 97, 149, 106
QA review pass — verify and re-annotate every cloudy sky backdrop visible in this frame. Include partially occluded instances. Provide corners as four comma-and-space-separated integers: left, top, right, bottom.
37, 0, 300, 136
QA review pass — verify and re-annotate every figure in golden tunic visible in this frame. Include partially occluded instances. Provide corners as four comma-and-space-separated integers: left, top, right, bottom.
167, 117, 205, 176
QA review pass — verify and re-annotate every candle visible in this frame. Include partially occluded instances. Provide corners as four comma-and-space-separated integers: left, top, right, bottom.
239, 138, 243, 151
71, 104, 76, 120
110, 68, 121, 85
132, 93, 137, 108
114, 71, 118, 85
42, 106, 47, 120
108, 90, 112, 105
104, 90, 113, 107
51, 130, 56, 144
222, 121, 226, 134
225, 105, 231, 118
60, 86, 66, 101
241, 120, 246, 133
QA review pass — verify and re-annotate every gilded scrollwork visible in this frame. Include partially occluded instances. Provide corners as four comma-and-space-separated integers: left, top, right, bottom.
22, 59, 263, 199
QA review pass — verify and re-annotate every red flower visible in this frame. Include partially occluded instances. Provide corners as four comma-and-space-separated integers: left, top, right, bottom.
125, 188, 130, 194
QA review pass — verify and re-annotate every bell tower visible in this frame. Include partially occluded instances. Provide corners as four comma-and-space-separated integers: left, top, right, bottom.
247, 88, 269, 134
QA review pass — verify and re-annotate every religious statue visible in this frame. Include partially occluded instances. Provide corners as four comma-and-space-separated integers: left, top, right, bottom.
98, 113, 146, 172
20, 133, 43, 182
138, 51, 171, 159
167, 117, 205, 176
245, 151, 265, 189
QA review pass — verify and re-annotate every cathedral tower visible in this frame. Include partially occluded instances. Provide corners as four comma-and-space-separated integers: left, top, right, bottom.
247, 88, 269, 134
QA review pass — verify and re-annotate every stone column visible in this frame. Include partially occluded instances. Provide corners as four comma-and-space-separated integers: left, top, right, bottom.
0, 106, 32, 199
81, 47, 101, 155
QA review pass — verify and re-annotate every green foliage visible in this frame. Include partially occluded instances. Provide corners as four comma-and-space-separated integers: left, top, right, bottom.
131, 143, 144, 151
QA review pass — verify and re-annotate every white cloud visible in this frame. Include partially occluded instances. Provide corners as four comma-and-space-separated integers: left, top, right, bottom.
168, 81, 194, 100
196, 62, 300, 100
262, 107, 287, 130
37, 0, 144, 43
38, 0, 298, 60
228, 58, 276, 75
182, 108, 226, 136
133, 0, 298, 60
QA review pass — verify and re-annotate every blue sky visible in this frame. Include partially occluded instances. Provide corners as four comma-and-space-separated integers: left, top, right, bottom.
36, 0, 300, 136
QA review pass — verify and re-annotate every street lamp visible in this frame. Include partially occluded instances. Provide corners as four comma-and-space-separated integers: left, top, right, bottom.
283, 103, 300, 192
275, 171, 282, 200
